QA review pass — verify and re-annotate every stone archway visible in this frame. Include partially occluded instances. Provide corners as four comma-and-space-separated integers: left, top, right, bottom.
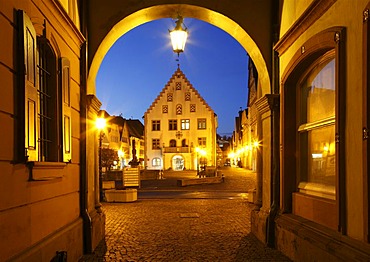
85, 1, 277, 247
86, 3, 273, 97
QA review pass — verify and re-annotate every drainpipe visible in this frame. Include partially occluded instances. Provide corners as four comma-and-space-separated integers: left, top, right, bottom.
79, 0, 92, 253
266, 0, 281, 248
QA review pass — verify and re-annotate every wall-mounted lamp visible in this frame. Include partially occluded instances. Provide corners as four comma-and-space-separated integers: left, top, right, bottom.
169, 15, 188, 56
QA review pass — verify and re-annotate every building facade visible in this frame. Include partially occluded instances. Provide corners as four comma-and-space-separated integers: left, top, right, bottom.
0, 1, 105, 261
144, 68, 218, 171
99, 112, 145, 170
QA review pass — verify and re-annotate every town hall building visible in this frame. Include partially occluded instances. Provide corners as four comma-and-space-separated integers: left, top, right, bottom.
144, 67, 218, 171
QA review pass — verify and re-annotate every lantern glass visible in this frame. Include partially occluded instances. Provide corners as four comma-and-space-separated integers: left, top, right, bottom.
170, 29, 188, 53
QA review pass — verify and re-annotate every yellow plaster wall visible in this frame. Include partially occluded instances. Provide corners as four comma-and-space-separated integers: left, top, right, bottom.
0, 0, 84, 260
280, 0, 315, 38
279, 0, 368, 241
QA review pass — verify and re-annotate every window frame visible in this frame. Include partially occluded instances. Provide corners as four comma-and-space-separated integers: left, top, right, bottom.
168, 119, 178, 131
198, 137, 206, 147
152, 157, 161, 167
152, 120, 160, 131
37, 38, 59, 162
181, 119, 190, 130
152, 139, 160, 150
18, 10, 72, 165
280, 27, 346, 232
297, 51, 336, 195
197, 118, 206, 130
363, 4, 370, 242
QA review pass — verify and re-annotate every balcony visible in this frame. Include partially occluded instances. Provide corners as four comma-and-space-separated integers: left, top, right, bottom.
163, 146, 191, 153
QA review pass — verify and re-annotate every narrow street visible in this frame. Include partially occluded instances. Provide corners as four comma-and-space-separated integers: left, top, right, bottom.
80, 167, 291, 261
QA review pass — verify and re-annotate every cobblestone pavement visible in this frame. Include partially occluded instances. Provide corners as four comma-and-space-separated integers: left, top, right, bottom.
79, 168, 292, 261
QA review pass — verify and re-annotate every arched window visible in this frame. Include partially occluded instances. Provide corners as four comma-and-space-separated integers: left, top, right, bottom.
170, 139, 176, 147
182, 139, 187, 147
152, 158, 161, 167
281, 27, 346, 230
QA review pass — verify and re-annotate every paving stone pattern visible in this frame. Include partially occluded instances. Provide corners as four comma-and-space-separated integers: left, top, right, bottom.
80, 168, 292, 261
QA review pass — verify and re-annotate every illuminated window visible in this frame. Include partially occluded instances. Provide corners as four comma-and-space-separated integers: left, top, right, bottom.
181, 119, 190, 130
198, 118, 206, 129
281, 27, 345, 230
152, 158, 161, 167
298, 54, 336, 190
19, 11, 72, 163
198, 137, 206, 147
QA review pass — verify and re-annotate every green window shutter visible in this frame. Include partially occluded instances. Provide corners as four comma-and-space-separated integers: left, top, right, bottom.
60, 57, 72, 162
19, 10, 38, 161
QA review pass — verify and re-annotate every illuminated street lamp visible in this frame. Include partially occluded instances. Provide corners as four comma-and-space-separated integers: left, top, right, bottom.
96, 117, 106, 202
195, 147, 206, 177
169, 15, 188, 56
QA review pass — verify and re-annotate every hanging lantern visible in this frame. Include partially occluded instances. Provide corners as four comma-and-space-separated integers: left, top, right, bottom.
169, 16, 188, 55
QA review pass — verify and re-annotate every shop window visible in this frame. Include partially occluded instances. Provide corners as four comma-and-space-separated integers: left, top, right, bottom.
298, 54, 336, 198
281, 27, 345, 230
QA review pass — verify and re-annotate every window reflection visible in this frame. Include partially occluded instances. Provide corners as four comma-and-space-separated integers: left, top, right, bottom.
298, 54, 336, 198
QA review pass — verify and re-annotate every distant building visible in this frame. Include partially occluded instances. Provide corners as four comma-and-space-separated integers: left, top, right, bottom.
231, 59, 258, 170
144, 67, 218, 171
217, 134, 232, 166
99, 111, 144, 169
126, 119, 145, 167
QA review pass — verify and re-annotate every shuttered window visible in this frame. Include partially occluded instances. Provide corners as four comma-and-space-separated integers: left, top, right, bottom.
61, 58, 72, 162
20, 10, 38, 161
19, 10, 72, 163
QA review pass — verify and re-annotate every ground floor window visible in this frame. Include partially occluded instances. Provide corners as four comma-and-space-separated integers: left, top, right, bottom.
281, 27, 345, 230
172, 155, 184, 171
152, 157, 161, 167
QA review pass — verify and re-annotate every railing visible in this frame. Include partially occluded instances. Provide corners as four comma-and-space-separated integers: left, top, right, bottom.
163, 146, 191, 153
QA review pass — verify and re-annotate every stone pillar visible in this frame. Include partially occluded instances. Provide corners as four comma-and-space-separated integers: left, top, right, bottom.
251, 94, 279, 244
86, 94, 106, 249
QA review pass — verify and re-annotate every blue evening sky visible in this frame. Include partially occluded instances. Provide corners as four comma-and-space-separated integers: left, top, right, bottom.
96, 18, 249, 135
